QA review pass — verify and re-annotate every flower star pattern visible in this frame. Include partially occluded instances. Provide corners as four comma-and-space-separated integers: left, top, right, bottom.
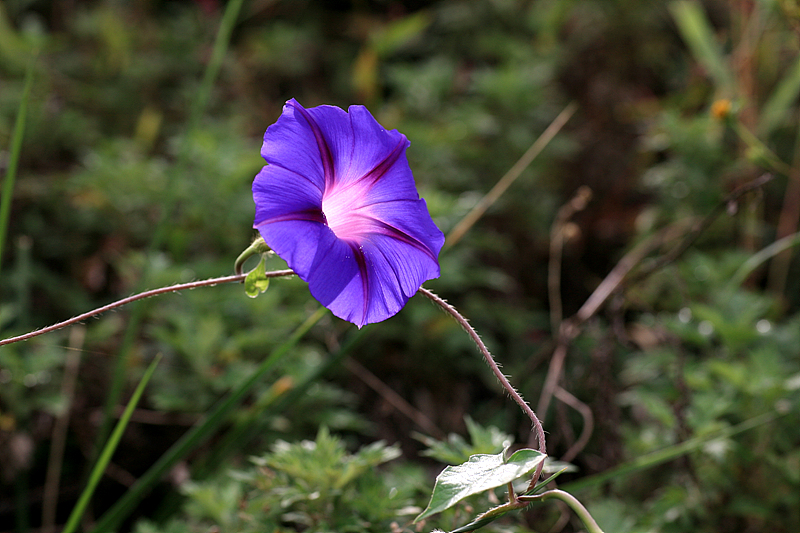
253, 99, 445, 327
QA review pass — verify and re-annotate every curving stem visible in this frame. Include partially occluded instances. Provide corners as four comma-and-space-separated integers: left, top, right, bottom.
417, 286, 547, 488
520, 490, 605, 533
0, 270, 295, 347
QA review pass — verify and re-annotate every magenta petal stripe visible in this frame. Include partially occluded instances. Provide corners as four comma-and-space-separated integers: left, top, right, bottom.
347, 213, 439, 264
355, 138, 407, 187
255, 209, 326, 226
286, 100, 336, 191
252, 99, 445, 327
348, 241, 371, 323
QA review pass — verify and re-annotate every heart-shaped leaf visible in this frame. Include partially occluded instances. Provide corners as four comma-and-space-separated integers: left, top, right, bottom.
415, 448, 545, 522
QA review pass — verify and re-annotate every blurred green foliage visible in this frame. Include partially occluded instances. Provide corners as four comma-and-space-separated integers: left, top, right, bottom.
132, 428, 413, 533
2, 0, 800, 532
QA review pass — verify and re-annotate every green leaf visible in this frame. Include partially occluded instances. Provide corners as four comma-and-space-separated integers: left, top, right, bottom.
416, 416, 512, 465
415, 448, 545, 522
244, 255, 270, 298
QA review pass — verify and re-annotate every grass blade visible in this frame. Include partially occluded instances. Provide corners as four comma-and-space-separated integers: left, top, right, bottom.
445, 101, 577, 248
730, 231, 800, 288
0, 53, 35, 281
93, 0, 247, 470
90, 307, 327, 533
758, 54, 800, 137
62, 355, 162, 533
670, 1, 735, 95
563, 409, 784, 493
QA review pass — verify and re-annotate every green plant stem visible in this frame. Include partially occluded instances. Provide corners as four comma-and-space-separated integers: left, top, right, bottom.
730, 231, 800, 288
234, 237, 271, 276
90, 306, 327, 533
521, 490, 604, 533
62, 355, 161, 533
13, 235, 32, 329
0, 271, 294, 347
186, 0, 244, 137
733, 121, 792, 175
670, 1, 734, 94
0, 53, 35, 283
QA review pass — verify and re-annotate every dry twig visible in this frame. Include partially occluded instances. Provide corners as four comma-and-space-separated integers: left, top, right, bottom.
534, 173, 774, 448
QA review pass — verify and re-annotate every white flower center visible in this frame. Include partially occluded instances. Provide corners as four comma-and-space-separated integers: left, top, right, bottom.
321, 181, 373, 242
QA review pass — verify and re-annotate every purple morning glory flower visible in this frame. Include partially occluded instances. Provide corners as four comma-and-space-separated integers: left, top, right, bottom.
252, 99, 445, 327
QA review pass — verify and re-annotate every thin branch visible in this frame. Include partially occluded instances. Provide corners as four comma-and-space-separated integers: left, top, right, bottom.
0, 271, 295, 347
417, 286, 547, 486
535, 342, 568, 430
42, 326, 85, 533
625, 173, 774, 287
767, 168, 800, 293
573, 219, 692, 326
554, 386, 594, 463
344, 356, 446, 439
446, 102, 578, 248
536, 173, 774, 429
548, 187, 592, 335
546, 501, 572, 533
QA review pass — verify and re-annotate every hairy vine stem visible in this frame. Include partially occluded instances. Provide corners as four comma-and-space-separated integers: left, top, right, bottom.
0, 270, 294, 347
1, 269, 548, 488
417, 286, 547, 487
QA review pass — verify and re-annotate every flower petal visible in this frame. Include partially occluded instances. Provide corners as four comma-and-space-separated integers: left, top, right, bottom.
253, 165, 326, 278
252, 99, 445, 327
257, 219, 325, 280
369, 231, 441, 299
260, 99, 329, 191
306, 231, 404, 327
305, 218, 441, 327
359, 199, 445, 267
301, 103, 411, 189
253, 165, 324, 223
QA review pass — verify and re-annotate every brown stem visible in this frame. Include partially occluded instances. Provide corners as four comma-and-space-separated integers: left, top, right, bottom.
344, 356, 445, 439
625, 173, 773, 287
548, 186, 593, 335
446, 102, 578, 249
0, 271, 295, 347
417, 287, 547, 485
554, 386, 594, 463
768, 156, 800, 293
42, 326, 85, 532
536, 173, 774, 436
